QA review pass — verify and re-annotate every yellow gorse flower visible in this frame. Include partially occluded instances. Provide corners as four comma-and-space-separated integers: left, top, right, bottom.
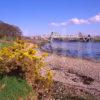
42, 53, 48, 58
0, 40, 53, 91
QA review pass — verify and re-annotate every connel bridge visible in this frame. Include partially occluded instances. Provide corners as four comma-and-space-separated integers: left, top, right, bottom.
50, 33, 93, 42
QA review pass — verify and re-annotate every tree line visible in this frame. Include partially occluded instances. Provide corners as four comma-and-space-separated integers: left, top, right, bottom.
0, 21, 22, 40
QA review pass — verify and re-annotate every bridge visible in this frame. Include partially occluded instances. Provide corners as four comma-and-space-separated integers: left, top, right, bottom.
50, 32, 93, 42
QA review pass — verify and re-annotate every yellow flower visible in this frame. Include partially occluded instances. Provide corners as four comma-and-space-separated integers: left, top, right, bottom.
28, 49, 36, 55
42, 53, 48, 58
0, 57, 3, 61
46, 70, 53, 80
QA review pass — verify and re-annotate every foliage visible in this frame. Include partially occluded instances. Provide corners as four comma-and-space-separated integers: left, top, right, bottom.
0, 76, 36, 100
0, 40, 53, 93
0, 21, 22, 40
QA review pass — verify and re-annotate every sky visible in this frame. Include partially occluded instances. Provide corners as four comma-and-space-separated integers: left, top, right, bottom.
0, 0, 100, 36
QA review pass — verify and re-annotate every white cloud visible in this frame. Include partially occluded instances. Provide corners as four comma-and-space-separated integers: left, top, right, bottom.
51, 22, 68, 27
60, 22, 68, 26
51, 22, 60, 27
50, 13, 100, 27
69, 18, 89, 24
89, 14, 100, 23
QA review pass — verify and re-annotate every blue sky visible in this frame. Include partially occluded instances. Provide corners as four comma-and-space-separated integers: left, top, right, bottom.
0, 0, 100, 36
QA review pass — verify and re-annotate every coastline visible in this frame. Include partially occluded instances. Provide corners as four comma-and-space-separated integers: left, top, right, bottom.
39, 42, 100, 82
34, 40, 100, 99
41, 48, 100, 63
45, 53, 100, 82
43, 51, 100, 99
28, 42, 100, 99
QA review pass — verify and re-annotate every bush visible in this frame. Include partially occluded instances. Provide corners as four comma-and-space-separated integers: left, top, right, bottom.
0, 40, 53, 92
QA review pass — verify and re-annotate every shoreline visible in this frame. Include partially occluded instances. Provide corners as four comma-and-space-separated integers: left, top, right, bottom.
40, 40, 100, 63
44, 52, 100, 99
44, 53, 100, 81
41, 48, 100, 63
29, 42, 100, 99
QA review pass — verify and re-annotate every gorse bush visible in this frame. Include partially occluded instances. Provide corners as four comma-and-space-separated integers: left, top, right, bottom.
0, 40, 53, 92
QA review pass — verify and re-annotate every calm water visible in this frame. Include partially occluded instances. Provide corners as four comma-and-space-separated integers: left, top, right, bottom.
43, 41, 100, 60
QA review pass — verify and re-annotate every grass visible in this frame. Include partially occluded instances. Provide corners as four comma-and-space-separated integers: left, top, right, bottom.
0, 43, 12, 49
0, 76, 36, 100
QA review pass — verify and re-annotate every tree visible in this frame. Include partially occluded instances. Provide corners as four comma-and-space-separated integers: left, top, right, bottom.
0, 21, 22, 40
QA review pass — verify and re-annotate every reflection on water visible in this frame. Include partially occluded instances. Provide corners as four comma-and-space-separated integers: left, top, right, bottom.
43, 41, 100, 60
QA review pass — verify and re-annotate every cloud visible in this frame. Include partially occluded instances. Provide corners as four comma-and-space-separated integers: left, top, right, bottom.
51, 13, 100, 27
69, 18, 89, 24
51, 22, 68, 27
89, 13, 100, 23
51, 22, 60, 27
60, 22, 68, 26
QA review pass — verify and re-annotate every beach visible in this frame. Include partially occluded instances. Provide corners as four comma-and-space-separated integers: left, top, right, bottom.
44, 53, 100, 99
45, 54, 100, 81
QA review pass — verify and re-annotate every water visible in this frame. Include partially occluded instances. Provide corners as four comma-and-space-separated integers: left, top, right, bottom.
43, 41, 100, 60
